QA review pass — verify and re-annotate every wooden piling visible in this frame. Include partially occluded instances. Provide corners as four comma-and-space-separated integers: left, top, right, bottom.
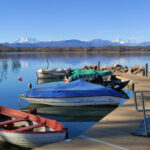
132, 83, 135, 92
145, 63, 148, 77
47, 60, 49, 69
97, 61, 100, 70
143, 70, 145, 76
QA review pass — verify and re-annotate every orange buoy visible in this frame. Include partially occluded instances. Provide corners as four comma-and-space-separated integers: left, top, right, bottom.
18, 77, 23, 81
64, 77, 68, 83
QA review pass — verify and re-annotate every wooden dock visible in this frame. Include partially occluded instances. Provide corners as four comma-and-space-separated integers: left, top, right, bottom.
34, 73, 150, 150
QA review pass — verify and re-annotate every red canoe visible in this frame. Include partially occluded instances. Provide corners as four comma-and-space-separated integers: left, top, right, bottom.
0, 106, 67, 148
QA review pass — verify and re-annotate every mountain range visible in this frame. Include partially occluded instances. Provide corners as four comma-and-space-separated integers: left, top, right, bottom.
1, 37, 150, 47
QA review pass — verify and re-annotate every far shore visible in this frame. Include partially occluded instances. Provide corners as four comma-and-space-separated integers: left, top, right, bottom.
0, 45, 150, 53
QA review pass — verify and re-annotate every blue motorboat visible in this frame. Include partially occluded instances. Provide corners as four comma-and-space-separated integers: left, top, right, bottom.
19, 80, 125, 106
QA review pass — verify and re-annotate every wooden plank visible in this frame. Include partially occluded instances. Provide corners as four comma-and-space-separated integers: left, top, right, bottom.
15, 123, 45, 132
0, 118, 26, 126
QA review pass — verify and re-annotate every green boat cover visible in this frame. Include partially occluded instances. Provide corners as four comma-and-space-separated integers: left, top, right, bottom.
69, 69, 112, 82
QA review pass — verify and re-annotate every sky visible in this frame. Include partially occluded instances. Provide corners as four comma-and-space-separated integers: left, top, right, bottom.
0, 0, 150, 43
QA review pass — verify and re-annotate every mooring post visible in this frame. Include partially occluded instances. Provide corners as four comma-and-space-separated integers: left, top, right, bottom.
47, 59, 49, 69
28, 83, 32, 89
132, 83, 135, 92
143, 69, 145, 76
145, 63, 148, 77
97, 61, 100, 70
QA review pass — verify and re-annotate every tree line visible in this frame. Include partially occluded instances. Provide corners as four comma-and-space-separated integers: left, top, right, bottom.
0, 45, 150, 53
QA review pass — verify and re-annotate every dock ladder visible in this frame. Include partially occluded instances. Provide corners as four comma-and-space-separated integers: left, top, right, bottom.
134, 90, 150, 136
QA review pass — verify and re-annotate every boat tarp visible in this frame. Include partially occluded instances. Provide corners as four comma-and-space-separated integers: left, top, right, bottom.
69, 69, 112, 81
20, 80, 124, 98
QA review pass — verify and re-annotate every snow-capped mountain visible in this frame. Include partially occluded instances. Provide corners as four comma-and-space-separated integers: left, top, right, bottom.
1, 37, 150, 47
15, 37, 39, 43
112, 38, 136, 45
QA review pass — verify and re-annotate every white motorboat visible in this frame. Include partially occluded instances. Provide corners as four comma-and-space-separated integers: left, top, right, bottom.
19, 80, 126, 106
36, 68, 71, 79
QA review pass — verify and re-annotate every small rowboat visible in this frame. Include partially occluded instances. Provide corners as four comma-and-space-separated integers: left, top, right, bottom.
0, 106, 67, 148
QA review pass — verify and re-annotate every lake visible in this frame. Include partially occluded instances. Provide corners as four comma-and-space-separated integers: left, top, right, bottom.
0, 52, 149, 149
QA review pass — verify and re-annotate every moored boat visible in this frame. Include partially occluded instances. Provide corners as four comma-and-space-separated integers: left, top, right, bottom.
64, 69, 112, 83
19, 80, 126, 106
64, 69, 129, 90
37, 68, 71, 79
0, 106, 67, 148
102, 78, 130, 91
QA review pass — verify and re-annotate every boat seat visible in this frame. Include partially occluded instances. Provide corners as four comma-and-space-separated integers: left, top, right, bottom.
15, 123, 45, 132
33, 126, 46, 132
0, 118, 27, 126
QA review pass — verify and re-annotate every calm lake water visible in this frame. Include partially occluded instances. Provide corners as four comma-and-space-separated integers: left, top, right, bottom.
0, 52, 149, 149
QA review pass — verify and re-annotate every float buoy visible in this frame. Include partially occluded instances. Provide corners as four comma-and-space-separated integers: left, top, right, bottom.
28, 83, 32, 89
18, 77, 23, 81
64, 77, 68, 83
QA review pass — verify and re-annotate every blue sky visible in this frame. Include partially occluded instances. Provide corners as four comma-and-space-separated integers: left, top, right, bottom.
0, 0, 150, 43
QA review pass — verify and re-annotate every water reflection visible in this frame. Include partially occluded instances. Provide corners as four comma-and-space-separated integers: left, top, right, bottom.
11, 59, 21, 73
0, 58, 8, 82
0, 58, 21, 82
21, 104, 117, 138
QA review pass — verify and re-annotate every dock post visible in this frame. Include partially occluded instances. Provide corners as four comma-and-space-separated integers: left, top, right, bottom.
97, 61, 100, 70
143, 70, 145, 76
145, 63, 148, 77
132, 83, 135, 92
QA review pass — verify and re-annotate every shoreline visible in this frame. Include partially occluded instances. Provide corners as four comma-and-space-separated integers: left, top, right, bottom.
1, 51, 150, 54
1, 45, 150, 53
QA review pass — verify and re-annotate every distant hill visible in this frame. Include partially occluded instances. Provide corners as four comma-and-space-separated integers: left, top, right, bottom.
1, 39, 124, 47
138, 41, 150, 46
1, 37, 150, 47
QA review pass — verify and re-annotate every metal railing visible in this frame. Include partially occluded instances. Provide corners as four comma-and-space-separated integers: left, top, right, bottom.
134, 90, 150, 136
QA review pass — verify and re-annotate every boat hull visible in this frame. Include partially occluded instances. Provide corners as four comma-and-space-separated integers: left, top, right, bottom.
21, 96, 122, 106
0, 131, 66, 148
37, 72, 65, 79
36, 68, 71, 79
